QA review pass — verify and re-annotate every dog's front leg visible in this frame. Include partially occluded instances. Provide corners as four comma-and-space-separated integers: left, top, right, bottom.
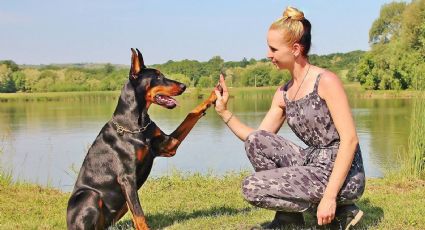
151, 91, 217, 157
155, 91, 218, 156
118, 175, 149, 230
171, 90, 217, 141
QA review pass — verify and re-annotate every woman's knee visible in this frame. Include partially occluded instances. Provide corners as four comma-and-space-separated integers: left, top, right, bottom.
241, 174, 309, 211
244, 130, 264, 145
241, 174, 263, 204
244, 130, 273, 156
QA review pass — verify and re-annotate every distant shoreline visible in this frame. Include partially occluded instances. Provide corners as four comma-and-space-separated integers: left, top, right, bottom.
0, 83, 422, 103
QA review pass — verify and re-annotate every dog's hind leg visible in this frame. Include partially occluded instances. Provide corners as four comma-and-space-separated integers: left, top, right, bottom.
67, 189, 105, 230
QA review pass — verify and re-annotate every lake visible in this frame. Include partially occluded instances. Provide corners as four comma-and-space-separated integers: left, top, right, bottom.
0, 88, 413, 191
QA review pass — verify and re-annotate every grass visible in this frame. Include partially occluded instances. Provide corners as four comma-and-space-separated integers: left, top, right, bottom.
1, 170, 424, 229
0, 177, 68, 229
384, 92, 425, 180
408, 93, 425, 177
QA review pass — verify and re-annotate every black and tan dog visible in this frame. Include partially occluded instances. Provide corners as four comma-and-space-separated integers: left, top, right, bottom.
66, 48, 219, 229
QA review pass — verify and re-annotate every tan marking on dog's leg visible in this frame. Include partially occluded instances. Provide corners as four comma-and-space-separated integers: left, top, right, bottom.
127, 203, 150, 230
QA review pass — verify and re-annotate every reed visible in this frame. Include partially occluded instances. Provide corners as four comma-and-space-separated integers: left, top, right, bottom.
408, 92, 425, 178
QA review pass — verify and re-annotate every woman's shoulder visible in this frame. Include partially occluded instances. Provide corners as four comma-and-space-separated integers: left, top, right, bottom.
273, 85, 286, 108
316, 68, 346, 100
318, 69, 340, 82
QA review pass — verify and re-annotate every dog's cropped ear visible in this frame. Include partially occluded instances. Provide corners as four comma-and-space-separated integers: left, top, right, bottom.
136, 48, 147, 69
130, 48, 141, 78
130, 48, 147, 79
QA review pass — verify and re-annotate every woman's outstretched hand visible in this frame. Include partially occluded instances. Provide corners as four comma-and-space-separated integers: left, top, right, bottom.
214, 74, 229, 115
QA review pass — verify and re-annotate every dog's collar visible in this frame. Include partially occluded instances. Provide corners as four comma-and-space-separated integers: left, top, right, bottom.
111, 118, 152, 135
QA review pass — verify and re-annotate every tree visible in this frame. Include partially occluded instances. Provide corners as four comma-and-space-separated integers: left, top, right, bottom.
369, 2, 406, 44
33, 70, 59, 92
12, 71, 26, 92
197, 76, 213, 88
0, 64, 16, 93
65, 69, 87, 85
244, 63, 271, 87
168, 73, 191, 87
205, 56, 224, 83
241, 57, 250, 68
22, 68, 41, 92
0, 60, 19, 72
104, 63, 115, 74
399, 0, 425, 55
355, 0, 425, 90
270, 68, 290, 86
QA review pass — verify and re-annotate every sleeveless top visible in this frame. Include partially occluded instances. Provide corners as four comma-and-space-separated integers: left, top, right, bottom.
282, 73, 340, 148
280, 73, 364, 174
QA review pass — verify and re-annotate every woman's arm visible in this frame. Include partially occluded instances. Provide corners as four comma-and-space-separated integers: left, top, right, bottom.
216, 110, 254, 141
316, 71, 359, 225
214, 74, 286, 141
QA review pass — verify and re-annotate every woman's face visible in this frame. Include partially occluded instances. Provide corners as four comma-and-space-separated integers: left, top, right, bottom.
267, 29, 299, 70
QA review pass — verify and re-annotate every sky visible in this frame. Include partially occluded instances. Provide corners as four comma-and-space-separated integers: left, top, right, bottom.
0, 0, 407, 65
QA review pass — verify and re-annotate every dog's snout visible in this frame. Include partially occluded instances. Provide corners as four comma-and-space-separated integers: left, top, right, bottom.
180, 83, 186, 91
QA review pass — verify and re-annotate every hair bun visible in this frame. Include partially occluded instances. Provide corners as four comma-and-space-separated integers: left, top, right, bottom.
283, 6, 304, 21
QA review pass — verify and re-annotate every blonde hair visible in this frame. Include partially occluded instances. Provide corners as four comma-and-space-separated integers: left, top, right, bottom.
270, 6, 312, 57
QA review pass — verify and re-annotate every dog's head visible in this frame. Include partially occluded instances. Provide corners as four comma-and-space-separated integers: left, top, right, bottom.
129, 48, 186, 109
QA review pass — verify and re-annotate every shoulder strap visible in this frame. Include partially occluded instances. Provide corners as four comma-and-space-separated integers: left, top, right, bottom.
313, 73, 323, 92
282, 80, 291, 92
281, 81, 290, 102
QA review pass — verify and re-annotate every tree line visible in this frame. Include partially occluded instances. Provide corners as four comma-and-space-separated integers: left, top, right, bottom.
0, 51, 363, 93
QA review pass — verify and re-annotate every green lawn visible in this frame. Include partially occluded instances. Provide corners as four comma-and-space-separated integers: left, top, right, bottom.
1, 172, 424, 229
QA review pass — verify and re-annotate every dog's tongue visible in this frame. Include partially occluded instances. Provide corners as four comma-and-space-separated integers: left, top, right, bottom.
155, 95, 178, 109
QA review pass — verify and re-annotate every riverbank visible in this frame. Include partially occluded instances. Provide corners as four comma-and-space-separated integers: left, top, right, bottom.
0, 82, 422, 102
343, 83, 422, 99
1, 172, 424, 229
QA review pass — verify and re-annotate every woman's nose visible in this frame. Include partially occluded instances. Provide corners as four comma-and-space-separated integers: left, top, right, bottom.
267, 51, 273, 59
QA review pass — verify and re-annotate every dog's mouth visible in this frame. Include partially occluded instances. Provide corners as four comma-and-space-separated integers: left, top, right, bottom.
154, 94, 178, 109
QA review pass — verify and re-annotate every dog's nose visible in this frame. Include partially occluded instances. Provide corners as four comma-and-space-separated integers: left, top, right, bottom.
180, 83, 186, 91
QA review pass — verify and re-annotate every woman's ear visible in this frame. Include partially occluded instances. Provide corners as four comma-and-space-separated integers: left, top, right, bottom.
292, 43, 303, 58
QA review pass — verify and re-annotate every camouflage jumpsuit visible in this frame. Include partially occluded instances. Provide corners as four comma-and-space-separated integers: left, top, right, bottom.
242, 73, 365, 212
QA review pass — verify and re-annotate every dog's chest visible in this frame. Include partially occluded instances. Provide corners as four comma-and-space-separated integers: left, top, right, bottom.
135, 145, 150, 162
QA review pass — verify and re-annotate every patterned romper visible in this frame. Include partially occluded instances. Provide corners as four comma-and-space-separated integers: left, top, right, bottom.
241, 73, 365, 212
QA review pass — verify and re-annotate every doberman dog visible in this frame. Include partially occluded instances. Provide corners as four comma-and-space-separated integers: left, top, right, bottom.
66, 48, 220, 230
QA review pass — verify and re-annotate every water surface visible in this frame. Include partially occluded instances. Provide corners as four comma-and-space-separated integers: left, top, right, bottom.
0, 89, 412, 191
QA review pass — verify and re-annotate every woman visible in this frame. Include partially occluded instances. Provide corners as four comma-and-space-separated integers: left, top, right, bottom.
214, 6, 365, 229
